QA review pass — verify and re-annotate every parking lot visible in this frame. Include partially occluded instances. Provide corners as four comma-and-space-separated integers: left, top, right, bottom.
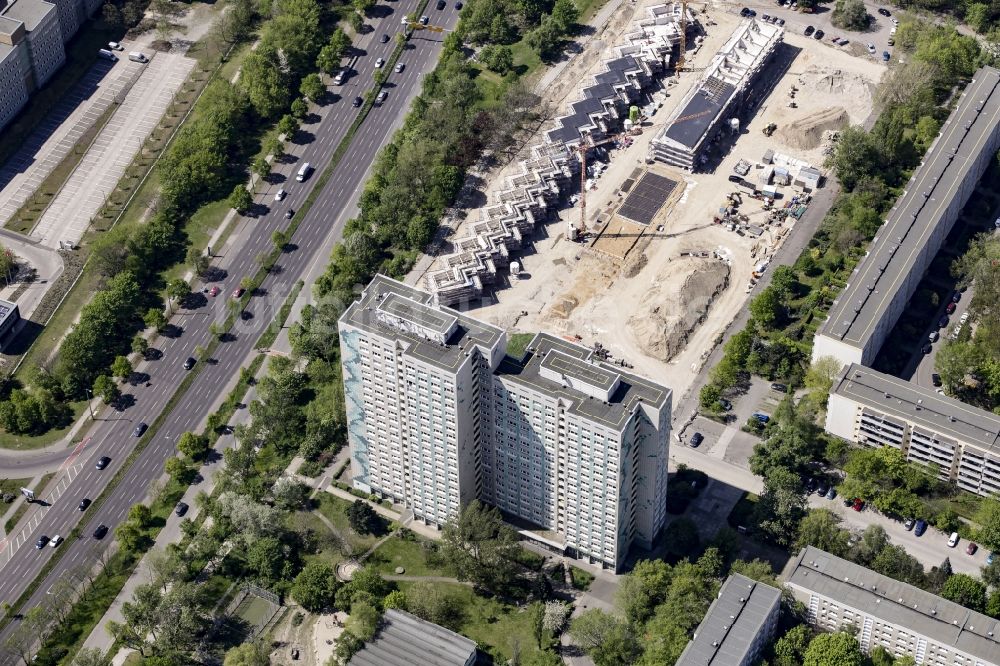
31, 51, 194, 249
0, 59, 138, 226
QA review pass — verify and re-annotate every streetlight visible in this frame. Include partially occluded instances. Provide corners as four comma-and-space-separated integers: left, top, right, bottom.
83, 388, 95, 420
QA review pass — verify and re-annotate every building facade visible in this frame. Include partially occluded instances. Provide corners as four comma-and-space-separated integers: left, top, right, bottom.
676, 573, 781, 666
339, 275, 672, 571
784, 546, 1000, 666
827, 364, 1000, 497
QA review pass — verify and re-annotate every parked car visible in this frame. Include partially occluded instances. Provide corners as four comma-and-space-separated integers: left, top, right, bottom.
740, 6, 752, 15
825, 487, 837, 500
78, 498, 90, 511
888, 37, 894, 46
967, 542, 978, 555
952, 291, 962, 303
93, 524, 108, 539
816, 481, 829, 496
852, 498, 865, 511
932, 373, 942, 387
882, 51, 890, 62
804, 25, 815, 36
436, 0, 445, 7
948, 532, 960, 547
690, 432, 704, 447
175, 502, 189, 517
719, 398, 732, 411
776, 17, 785, 25
96, 456, 111, 470
805, 477, 817, 493
108, 41, 125, 51
455, 1, 463, 7
904, 518, 915, 531
867, 43, 876, 54
762, 13, 771, 21
938, 314, 950, 328
946, 302, 956, 314
752, 412, 770, 424
928, 331, 939, 342
770, 382, 788, 392
814, 29, 825, 39
419, 15, 429, 24
921, 343, 932, 354
134, 422, 147, 437
878, 7, 890, 15
915, 519, 928, 536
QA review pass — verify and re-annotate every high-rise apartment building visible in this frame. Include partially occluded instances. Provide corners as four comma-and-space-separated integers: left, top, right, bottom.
339, 275, 672, 571
0, 0, 66, 130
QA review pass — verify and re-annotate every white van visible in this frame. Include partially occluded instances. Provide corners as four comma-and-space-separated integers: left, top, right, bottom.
128, 51, 148, 63
296, 163, 313, 182
333, 70, 346, 85
948, 532, 960, 547
98, 49, 117, 61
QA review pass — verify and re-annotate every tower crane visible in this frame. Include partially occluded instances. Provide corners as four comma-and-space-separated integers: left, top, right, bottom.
572, 106, 714, 235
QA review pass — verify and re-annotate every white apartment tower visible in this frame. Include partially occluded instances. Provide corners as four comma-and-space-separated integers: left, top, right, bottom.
339, 275, 672, 571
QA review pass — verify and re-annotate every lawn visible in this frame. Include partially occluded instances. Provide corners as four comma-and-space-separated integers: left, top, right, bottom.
287, 510, 349, 568
569, 566, 594, 591
0, 477, 30, 497
505, 332, 534, 359
367, 534, 454, 577
395, 582, 558, 663
314, 493, 383, 555
0, 402, 88, 451
4, 471, 56, 533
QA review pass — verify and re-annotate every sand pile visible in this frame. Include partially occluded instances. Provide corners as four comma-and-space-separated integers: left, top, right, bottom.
628, 257, 730, 362
796, 66, 875, 122
777, 106, 849, 150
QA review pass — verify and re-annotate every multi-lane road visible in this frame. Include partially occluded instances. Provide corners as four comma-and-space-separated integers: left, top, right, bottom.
0, 1, 460, 660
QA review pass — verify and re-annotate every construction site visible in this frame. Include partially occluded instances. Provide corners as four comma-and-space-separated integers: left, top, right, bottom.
408, 0, 884, 400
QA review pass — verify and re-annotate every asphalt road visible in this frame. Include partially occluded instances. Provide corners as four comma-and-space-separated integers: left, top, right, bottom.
0, 1, 459, 659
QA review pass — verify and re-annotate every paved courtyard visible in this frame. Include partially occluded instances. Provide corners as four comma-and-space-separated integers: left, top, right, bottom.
31, 51, 194, 249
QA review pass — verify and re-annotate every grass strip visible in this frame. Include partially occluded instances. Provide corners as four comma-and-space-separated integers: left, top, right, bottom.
3, 472, 57, 534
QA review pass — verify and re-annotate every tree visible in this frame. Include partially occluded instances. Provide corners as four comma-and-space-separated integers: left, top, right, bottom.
551, 0, 578, 31
272, 476, 310, 510
93, 374, 120, 404
441, 500, 521, 592
73, 647, 111, 666
383, 589, 406, 609
480, 44, 514, 74
129, 503, 153, 528
796, 509, 849, 556
223, 641, 270, 666
772, 624, 811, 666
166, 278, 190, 303
111, 355, 133, 382
827, 125, 880, 191
347, 499, 382, 534
245, 536, 286, 586
803, 631, 865, 666
177, 431, 210, 460
975, 498, 1000, 551
292, 561, 340, 611
982, 556, 1000, 589
941, 573, 987, 612
404, 581, 463, 630
749, 285, 783, 330
753, 466, 808, 546
615, 558, 672, 624
300, 73, 325, 102
352, 0, 374, 12
240, 46, 290, 119
663, 517, 700, 557
229, 185, 253, 214
187, 247, 211, 276
277, 114, 298, 139
131, 334, 149, 357
144, 308, 167, 331
831, 0, 869, 30
569, 608, 618, 650
101, 2, 122, 28
590, 620, 639, 666
291, 97, 308, 119
164, 456, 195, 484
525, 15, 565, 61
542, 601, 568, 634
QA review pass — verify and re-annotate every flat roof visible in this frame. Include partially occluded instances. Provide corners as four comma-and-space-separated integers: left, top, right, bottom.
497, 332, 670, 431
340, 274, 504, 373
617, 171, 678, 225
832, 364, 1000, 453
677, 574, 781, 666
818, 66, 1000, 349
785, 546, 1000, 664
662, 78, 736, 149
545, 54, 643, 145
348, 609, 477, 666
1, 0, 55, 31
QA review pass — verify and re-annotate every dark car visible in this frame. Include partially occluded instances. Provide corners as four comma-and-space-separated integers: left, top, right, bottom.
183, 357, 196, 370
938, 314, 950, 328
932, 373, 942, 387
719, 398, 732, 411
967, 542, 979, 555
728, 174, 743, 184
35, 536, 49, 549
380, 33, 389, 43
761, 13, 770, 21
740, 6, 751, 16
804, 25, 815, 36
914, 519, 928, 536
921, 343, 932, 354
752, 412, 770, 424
747, 8, 756, 16
825, 487, 837, 500
690, 432, 704, 447
285, 208, 294, 219
814, 29, 825, 40
78, 498, 90, 511
436, 0, 445, 7
816, 481, 829, 496
882, 51, 890, 61
770, 382, 787, 393
805, 477, 816, 493
946, 302, 956, 314
878, 7, 890, 15
133, 422, 147, 437
353, 96, 363, 107
952, 291, 961, 303
175, 502, 189, 517
96, 456, 111, 470
93, 524, 108, 539
455, 1, 462, 7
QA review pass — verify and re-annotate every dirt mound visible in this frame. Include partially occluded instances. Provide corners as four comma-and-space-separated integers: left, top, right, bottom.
777, 106, 849, 150
627, 256, 730, 362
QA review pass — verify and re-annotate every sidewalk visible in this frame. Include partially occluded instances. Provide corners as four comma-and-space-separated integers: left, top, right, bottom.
80, 346, 265, 656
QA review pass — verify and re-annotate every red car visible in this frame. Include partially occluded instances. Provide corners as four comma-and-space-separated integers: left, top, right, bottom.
946, 302, 956, 314
852, 498, 865, 512
208, 286, 220, 297
967, 542, 978, 555
232, 287, 245, 299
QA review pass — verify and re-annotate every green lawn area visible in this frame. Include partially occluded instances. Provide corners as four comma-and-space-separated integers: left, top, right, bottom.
569, 566, 593, 591
367, 535, 454, 577
288, 510, 349, 568
395, 582, 558, 663
576, 0, 609, 21
0, 402, 87, 451
505, 332, 534, 359
313, 493, 383, 555
727, 491, 759, 530
4, 472, 55, 532
0, 477, 30, 497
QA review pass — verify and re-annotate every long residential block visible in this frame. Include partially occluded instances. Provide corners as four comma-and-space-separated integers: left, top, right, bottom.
784, 546, 1000, 666
339, 275, 672, 571
0, 0, 66, 130
676, 574, 781, 666
814, 66, 1000, 368
827, 364, 1000, 497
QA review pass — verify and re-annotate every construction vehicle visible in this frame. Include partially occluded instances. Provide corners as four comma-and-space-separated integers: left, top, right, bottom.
763, 123, 777, 136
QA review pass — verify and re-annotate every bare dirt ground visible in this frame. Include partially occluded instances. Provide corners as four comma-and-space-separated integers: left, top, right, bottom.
267, 610, 348, 666
408, 2, 883, 401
